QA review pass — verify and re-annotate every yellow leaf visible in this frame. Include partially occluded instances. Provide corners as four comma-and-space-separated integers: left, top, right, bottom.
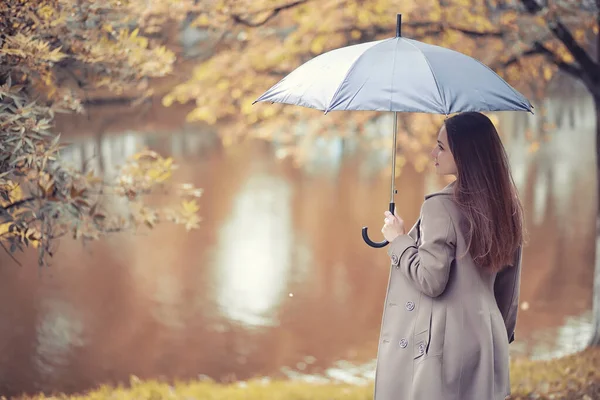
217, 80, 230, 90
528, 141, 540, 154
310, 36, 327, 54
261, 107, 276, 119
162, 94, 175, 107
185, 215, 201, 231
543, 66, 553, 81
240, 97, 254, 115
186, 107, 217, 124
231, 88, 242, 99
37, 5, 55, 20
194, 14, 210, 27
350, 30, 362, 40
181, 200, 199, 215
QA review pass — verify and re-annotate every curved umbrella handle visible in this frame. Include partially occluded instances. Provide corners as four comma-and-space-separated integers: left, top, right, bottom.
361, 227, 389, 248
362, 202, 395, 248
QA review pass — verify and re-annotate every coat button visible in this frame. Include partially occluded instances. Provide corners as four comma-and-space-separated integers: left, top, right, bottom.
418, 342, 425, 355
391, 254, 399, 264
399, 338, 408, 348
405, 301, 415, 311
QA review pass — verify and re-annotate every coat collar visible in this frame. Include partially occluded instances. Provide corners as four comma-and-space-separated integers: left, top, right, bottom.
424, 180, 456, 200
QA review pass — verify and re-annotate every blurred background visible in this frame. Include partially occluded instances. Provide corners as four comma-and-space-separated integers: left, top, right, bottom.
0, 0, 598, 397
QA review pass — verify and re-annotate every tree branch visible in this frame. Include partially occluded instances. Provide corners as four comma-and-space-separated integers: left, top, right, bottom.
519, 0, 600, 83
3, 197, 36, 211
597, 0, 600, 77
497, 47, 545, 69
0, 239, 22, 267
402, 21, 506, 38
231, 0, 309, 27
497, 42, 583, 78
231, 6, 508, 39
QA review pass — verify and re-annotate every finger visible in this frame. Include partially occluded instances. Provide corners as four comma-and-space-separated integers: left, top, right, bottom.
384, 211, 392, 217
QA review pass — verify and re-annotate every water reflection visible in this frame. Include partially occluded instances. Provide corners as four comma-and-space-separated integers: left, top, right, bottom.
0, 81, 595, 396
35, 299, 86, 379
499, 81, 595, 361
214, 172, 293, 327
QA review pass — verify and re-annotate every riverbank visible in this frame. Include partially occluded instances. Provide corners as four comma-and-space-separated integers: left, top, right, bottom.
11, 346, 600, 400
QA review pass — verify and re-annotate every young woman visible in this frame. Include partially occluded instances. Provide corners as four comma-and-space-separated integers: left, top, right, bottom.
375, 112, 523, 400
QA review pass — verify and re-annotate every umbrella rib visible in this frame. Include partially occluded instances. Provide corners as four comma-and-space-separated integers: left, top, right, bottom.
325, 39, 392, 113
469, 56, 533, 112
403, 39, 447, 114
285, 58, 324, 109
389, 38, 399, 111
345, 79, 370, 109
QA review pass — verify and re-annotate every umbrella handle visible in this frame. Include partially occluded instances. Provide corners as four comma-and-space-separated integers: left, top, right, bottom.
361, 227, 389, 248
362, 202, 395, 248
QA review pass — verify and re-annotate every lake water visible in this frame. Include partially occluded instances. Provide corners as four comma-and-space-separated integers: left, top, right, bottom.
0, 82, 596, 395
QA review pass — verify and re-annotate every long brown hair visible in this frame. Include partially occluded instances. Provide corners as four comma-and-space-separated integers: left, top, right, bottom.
445, 112, 523, 272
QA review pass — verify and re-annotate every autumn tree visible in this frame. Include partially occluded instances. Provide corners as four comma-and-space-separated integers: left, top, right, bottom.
0, 0, 203, 266
459, 0, 600, 346
164, 1, 600, 344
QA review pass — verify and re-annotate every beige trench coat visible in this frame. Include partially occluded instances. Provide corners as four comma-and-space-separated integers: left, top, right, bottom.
373, 182, 522, 400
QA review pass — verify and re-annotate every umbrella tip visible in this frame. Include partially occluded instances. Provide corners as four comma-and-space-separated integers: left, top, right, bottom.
396, 14, 402, 37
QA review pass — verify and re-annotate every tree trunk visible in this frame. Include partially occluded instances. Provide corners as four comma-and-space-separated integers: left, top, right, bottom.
591, 96, 600, 346
584, 0, 600, 347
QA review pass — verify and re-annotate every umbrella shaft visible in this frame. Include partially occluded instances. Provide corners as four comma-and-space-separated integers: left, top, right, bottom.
390, 112, 398, 204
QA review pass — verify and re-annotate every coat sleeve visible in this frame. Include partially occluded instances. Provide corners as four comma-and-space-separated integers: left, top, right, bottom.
494, 246, 522, 344
387, 196, 457, 298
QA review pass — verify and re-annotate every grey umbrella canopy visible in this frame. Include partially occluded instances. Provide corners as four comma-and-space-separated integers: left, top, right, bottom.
254, 14, 534, 248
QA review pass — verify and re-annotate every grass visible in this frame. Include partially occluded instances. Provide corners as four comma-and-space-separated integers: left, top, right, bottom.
508, 346, 600, 399
10, 347, 600, 400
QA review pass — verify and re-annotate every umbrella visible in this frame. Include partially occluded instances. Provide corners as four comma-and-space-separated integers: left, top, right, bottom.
253, 14, 534, 248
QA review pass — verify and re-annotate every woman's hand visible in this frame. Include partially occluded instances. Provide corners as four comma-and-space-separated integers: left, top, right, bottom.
381, 208, 405, 243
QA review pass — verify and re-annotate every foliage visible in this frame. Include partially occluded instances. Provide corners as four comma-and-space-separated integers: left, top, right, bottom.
0, 0, 204, 102
164, 0, 598, 168
10, 347, 600, 399
0, 0, 202, 266
509, 347, 600, 399
0, 0, 596, 264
